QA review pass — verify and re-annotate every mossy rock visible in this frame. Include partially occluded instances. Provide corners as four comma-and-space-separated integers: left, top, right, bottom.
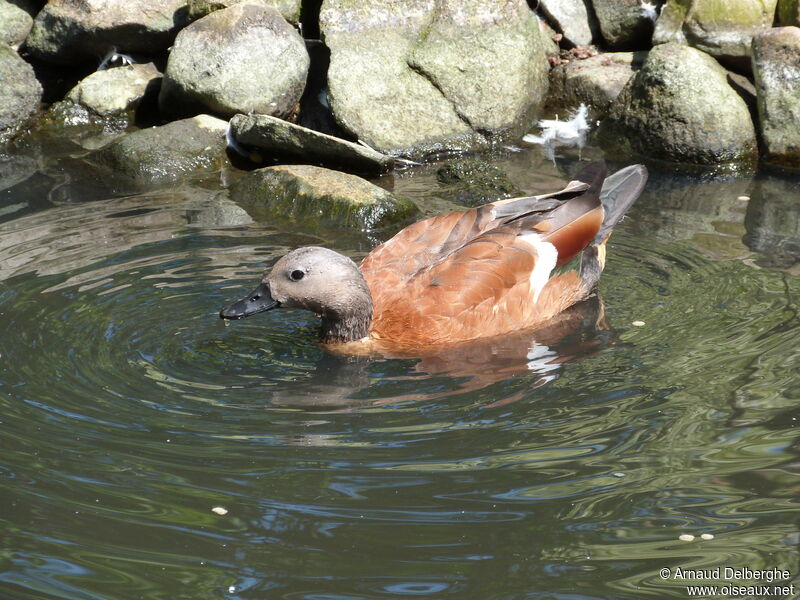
436, 158, 521, 207
94, 115, 229, 184
230, 164, 420, 230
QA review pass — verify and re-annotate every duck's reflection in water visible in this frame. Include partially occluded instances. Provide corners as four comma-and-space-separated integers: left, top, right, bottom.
267, 294, 615, 412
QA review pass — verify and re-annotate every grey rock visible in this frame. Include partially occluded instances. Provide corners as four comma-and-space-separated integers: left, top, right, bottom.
599, 42, 757, 166
25, 0, 189, 65
0, 44, 42, 145
320, 0, 549, 157
547, 51, 644, 118
591, 0, 654, 50
95, 115, 229, 184
539, 0, 594, 46
230, 164, 420, 230
777, 0, 800, 26
187, 0, 301, 24
653, 0, 777, 67
230, 113, 394, 174
159, 3, 308, 120
43, 63, 162, 140
0, 0, 36, 47
752, 27, 800, 167
65, 63, 161, 116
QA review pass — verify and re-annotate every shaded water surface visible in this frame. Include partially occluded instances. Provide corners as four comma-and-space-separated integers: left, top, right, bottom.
1, 145, 799, 600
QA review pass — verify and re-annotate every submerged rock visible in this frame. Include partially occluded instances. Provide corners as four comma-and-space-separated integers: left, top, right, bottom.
538, 0, 594, 47
752, 27, 800, 168
0, 0, 36, 47
547, 51, 644, 118
230, 114, 394, 175
599, 42, 757, 166
0, 44, 42, 145
25, 0, 189, 65
187, 0, 301, 24
320, 0, 549, 157
591, 0, 655, 50
160, 3, 308, 120
44, 63, 161, 138
436, 158, 521, 207
95, 115, 229, 184
653, 0, 777, 68
230, 165, 420, 230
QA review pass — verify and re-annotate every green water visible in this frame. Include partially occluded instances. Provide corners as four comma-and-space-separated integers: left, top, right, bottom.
1, 143, 799, 600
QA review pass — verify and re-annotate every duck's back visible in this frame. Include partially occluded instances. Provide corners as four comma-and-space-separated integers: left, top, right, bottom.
358, 163, 646, 350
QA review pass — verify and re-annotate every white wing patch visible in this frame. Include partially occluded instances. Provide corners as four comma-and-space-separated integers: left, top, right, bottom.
519, 233, 558, 304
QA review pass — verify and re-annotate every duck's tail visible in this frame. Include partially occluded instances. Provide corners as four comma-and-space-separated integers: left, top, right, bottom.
579, 164, 648, 294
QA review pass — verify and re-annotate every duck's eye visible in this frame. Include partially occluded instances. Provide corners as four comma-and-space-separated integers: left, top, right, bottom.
289, 269, 305, 281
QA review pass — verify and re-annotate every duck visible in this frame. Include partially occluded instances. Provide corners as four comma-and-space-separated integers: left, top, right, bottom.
220, 162, 648, 355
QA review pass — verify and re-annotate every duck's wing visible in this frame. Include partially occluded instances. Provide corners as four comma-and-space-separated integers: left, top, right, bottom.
360, 163, 607, 288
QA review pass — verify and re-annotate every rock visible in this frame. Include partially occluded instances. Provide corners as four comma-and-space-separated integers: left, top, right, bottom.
653, 0, 778, 69
25, 0, 189, 65
320, 0, 549, 157
229, 165, 420, 230
187, 0, 301, 24
0, 0, 36, 47
0, 150, 37, 192
44, 63, 162, 138
159, 3, 308, 120
591, 0, 655, 50
752, 27, 800, 167
777, 0, 800, 26
539, 0, 594, 46
436, 158, 521, 207
547, 51, 644, 118
599, 43, 757, 166
0, 44, 42, 145
95, 115, 229, 184
230, 114, 394, 175
744, 177, 800, 268
66, 63, 161, 116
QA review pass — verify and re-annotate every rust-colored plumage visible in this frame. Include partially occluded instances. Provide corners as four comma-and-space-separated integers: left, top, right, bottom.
219, 163, 648, 356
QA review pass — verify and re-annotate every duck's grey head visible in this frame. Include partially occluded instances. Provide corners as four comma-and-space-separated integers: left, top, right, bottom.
220, 247, 374, 344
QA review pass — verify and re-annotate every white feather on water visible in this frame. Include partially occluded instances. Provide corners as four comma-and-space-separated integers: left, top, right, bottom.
522, 103, 590, 160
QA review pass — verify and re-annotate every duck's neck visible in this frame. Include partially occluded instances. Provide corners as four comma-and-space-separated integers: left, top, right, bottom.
319, 287, 374, 345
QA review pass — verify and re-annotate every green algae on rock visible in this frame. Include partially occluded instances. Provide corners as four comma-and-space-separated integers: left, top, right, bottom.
598, 43, 757, 167
230, 165, 420, 231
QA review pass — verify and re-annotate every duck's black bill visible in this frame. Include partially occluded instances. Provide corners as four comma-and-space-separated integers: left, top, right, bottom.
219, 282, 280, 319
